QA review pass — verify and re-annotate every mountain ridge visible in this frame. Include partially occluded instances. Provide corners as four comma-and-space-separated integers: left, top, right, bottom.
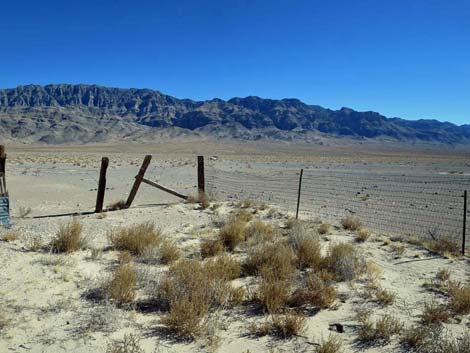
0, 83, 468, 145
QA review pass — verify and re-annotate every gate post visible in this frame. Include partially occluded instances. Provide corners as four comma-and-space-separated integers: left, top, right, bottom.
197, 156, 205, 194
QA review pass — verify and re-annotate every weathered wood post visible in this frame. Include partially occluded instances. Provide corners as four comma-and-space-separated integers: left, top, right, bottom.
0, 145, 6, 196
295, 168, 304, 220
197, 156, 205, 194
125, 155, 152, 209
95, 157, 109, 213
463, 190, 467, 256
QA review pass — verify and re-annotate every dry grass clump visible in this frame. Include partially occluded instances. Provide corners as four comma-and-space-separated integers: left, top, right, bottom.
401, 325, 428, 350
159, 239, 181, 265
294, 236, 323, 270
355, 228, 371, 242
248, 314, 306, 339
341, 216, 362, 231
257, 273, 292, 313
105, 263, 137, 305
421, 300, 449, 325
106, 334, 144, 353
108, 222, 162, 256
424, 236, 460, 257
289, 273, 337, 309
234, 209, 253, 222
245, 220, 275, 244
238, 199, 254, 209
157, 258, 243, 339
50, 219, 86, 253
107, 200, 127, 211
270, 313, 306, 338
187, 192, 210, 209
436, 268, 451, 282
374, 287, 396, 305
244, 242, 296, 280
318, 222, 330, 235
200, 238, 225, 258
204, 255, 241, 281
1, 233, 18, 242
324, 242, 365, 281
357, 312, 403, 344
447, 281, 470, 314
401, 324, 470, 353
314, 335, 343, 353
391, 242, 405, 256
26, 235, 43, 252
219, 217, 247, 251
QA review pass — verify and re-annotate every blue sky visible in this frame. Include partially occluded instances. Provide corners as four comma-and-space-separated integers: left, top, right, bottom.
1, 0, 469, 125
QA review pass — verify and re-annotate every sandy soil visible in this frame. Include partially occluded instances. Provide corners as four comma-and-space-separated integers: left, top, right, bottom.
0, 143, 469, 353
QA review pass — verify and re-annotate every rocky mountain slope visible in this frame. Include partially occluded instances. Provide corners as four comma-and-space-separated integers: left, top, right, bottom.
0, 84, 468, 144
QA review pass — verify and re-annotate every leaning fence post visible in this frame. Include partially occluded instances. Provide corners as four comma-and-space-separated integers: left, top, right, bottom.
296, 168, 304, 219
95, 157, 109, 213
125, 155, 152, 209
197, 156, 205, 194
463, 190, 467, 256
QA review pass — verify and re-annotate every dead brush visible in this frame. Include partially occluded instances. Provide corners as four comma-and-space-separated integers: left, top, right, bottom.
106, 333, 144, 353
355, 228, 371, 242
357, 313, 403, 344
107, 200, 127, 211
50, 218, 86, 253
200, 238, 225, 258
244, 242, 296, 281
204, 254, 241, 281
105, 263, 137, 305
424, 236, 460, 257
219, 217, 247, 251
234, 209, 253, 222
421, 300, 449, 325
341, 216, 362, 231
270, 313, 306, 338
324, 242, 365, 281
374, 287, 396, 305
294, 236, 323, 270
108, 222, 162, 256
314, 335, 343, 353
159, 239, 181, 265
318, 222, 330, 235
257, 272, 292, 313
245, 220, 275, 244
447, 281, 470, 314
289, 272, 337, 309
401, 325, 428, 350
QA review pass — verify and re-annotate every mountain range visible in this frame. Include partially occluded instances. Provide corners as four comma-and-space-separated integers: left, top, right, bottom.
0, 84, 468, 145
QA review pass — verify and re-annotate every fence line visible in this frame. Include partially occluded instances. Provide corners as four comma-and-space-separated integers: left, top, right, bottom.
206, 161, 470, 248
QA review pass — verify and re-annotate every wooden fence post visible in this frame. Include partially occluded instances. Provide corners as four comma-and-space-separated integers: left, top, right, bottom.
0, 145, 6, 196
95, 157, 109, 213
197, 156, 205, 194
296, 168, 304, 220
463, 190, 467, 256
125, 155, 152, 209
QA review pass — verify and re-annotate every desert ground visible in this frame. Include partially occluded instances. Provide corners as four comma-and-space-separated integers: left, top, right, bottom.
1, 141, 470, 353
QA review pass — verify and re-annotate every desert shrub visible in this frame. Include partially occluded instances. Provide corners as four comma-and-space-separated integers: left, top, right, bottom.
235, 209, 253, 223
401, 325, 428, 350
294, 236, 323, 270
314, 335, 343, 353
157, 258, 242, 339
26, 235, 43, 252
244, 242, 296, 281
318, 222, 330, 235
375, 287, 396, 305
109, 222, 162, 256
118, 251, 132, 264
425, 237, 460, 257
105, 263, 137, 305
341, 216, 362, 231
106, 334, 144, 353
200, 238, 225, 258
205, 255, 241, 281
285, 217, 299, 229
401, 325, 470, 353
289, 273, 337, 308
159, 239, 181, 264
257, 274, 292, 314
1, 233, 18, 242
187, 192, 210, 209
271, 313, 306, 338
391, 242, 405, 256
50, 219, 86, 253
448, 281, 470, 314
436, 268, 450, 282
107, 200, 127, 211
245, 220, 275, 244
219, 218, 247, 251
355, 228, 371, 242
357, 312, 403, 344
324, 242, 364, 281
421, 300, 449, 325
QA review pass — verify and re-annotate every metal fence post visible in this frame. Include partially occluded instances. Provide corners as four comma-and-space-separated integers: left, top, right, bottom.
296, 169, 304, 219
198, 156, 205, 194
463, 190, 467, 256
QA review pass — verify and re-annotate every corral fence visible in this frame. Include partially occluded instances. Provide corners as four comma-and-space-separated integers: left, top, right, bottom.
204, 158, 470, 253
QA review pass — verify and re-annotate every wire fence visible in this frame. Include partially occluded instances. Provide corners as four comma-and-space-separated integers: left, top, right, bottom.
206, 161, 470, 247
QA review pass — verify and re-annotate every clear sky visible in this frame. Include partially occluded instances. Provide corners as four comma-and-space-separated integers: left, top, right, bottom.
1, 0, 469, 125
